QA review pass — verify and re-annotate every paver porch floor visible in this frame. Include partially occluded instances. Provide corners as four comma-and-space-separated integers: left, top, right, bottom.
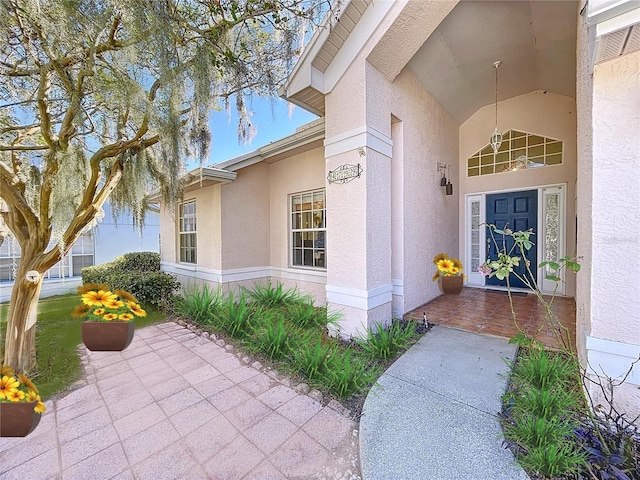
404, 287, 576, 350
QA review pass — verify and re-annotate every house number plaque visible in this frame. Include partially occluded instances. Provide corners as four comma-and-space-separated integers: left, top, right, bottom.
327, 163, 362, 184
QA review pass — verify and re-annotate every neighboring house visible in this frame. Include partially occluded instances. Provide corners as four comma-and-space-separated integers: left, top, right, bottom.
159, 0, 639, 412
0, 203, 160, 302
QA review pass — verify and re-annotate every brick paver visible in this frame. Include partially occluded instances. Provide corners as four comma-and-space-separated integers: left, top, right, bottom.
0, 322, 360, 480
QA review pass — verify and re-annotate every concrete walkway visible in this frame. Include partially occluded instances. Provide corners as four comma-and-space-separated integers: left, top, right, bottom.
0, 322, 360, 480
360, 325, 530, 480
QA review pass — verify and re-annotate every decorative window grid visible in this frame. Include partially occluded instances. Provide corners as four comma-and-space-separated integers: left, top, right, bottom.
179, 200, 197, 264
467, 130, 563, 177
290, 189, 326, 269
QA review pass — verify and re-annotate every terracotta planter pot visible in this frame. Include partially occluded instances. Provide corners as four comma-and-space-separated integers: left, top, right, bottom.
82, 321, 135, 351
438, 275, 464, 294
0, 401, 42, 437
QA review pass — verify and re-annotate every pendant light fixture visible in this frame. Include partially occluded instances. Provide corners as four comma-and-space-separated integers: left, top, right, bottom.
490, 60, 502, 154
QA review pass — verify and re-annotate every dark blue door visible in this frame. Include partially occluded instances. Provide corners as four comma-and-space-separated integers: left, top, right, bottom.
485, 190, 537, 289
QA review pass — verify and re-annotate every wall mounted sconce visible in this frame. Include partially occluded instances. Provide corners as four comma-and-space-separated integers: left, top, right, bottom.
437, 162, 454, 195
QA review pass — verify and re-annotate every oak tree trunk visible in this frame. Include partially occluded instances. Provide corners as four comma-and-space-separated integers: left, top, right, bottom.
2, 263, 43, 373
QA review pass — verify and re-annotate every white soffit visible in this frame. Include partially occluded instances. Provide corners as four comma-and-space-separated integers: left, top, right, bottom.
283, 0, 391, 114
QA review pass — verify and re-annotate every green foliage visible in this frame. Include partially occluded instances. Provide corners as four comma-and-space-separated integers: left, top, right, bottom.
503, 347, 587, 478
520, 443, 586, 478
243, 282, 303, 308
175, 282, 422, 400
294, 338, 333, 380
324, 350, 380, 399
505, 414, 575, 449
253, 313, 291, 360
93, 271, 180, 308
81, 253, 180, 307
222, 292, 252, 339
359, 321, 417, 361
511, 349, 578, 391
516, 386, 578, 420
177, 283, 224, 324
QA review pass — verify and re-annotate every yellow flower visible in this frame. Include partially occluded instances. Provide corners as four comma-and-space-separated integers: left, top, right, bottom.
0, 365, 15, 377
433, 253, 449, 265
449, 266, 460, 275
26, 390, 39, 402
126, 302, 147, 317
71, 304, 90, 318
82, 290, 117, 307
118, 313, 134, 321
104, 300, 125, 309
93, 308, 106, 316
437, 258, 455, 274
77, 283, 110, 295
0, 375, 20, 400
115, 289, 138, 303
103, 313, 119, 321
34, 401, 46, 414
451, 258, 463, 271
17, 373, 37, 392
6, 389, 25, 402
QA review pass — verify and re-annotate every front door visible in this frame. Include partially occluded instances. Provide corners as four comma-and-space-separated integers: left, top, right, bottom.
485, 190, 537, 289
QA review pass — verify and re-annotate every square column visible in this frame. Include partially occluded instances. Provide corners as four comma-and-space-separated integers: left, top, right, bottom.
324, 126, 394, 338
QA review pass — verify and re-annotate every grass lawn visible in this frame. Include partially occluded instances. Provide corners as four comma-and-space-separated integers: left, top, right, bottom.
0, 294, 165, 400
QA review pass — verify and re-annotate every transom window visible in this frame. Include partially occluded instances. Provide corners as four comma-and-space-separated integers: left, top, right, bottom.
179, 200, 197, 264
467, 130, 563, 177
290, 189, 326, 269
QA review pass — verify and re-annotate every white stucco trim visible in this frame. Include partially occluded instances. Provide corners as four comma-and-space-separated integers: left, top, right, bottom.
161, 262, 326, 286
271, 267, 327, 284
586, 336, 640, 385
324, 125, 393, 158
325, 284, 393, 310
391, 279, 403, 296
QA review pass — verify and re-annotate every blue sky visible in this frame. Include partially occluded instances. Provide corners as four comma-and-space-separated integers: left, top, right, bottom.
203, 95, 318, 167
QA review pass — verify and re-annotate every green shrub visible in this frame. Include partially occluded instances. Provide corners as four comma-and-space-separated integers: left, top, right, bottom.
294, 338, 333, 379
82, 252, 160, 282
511, 348, 577, 391
177, 283, 224, 324
244, 281, 304, 308
323, 349, 380, 399
505, 414, 575, 449
520, 443, 586, 478
253, 313, 292, 359
359, 321, 417, 361
222, 292, 252, 339
81, 252, 179, 307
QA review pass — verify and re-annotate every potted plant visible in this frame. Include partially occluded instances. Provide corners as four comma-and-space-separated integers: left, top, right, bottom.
0, 365, 46, 437
432, 253, 465, 294
72, 283, 146, 351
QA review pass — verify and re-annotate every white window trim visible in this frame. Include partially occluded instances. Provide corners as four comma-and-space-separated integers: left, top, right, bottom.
178, 199, 197, 264
289, 189, 326, 270
465, 183, 566, 295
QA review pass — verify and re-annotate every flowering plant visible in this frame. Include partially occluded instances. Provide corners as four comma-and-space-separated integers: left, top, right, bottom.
432, 253, 464, 281
72, 283, 146, 322
0, 365, 46, 413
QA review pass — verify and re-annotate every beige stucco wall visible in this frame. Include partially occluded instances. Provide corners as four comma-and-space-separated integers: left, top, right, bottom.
459, 90, 578, 297
368, 64, 459, 314
159, 147, 327, 304
268, 147, 325, 269
159, 186, 222, 270
220, 163, 270, 270
590, 50, 640, 343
